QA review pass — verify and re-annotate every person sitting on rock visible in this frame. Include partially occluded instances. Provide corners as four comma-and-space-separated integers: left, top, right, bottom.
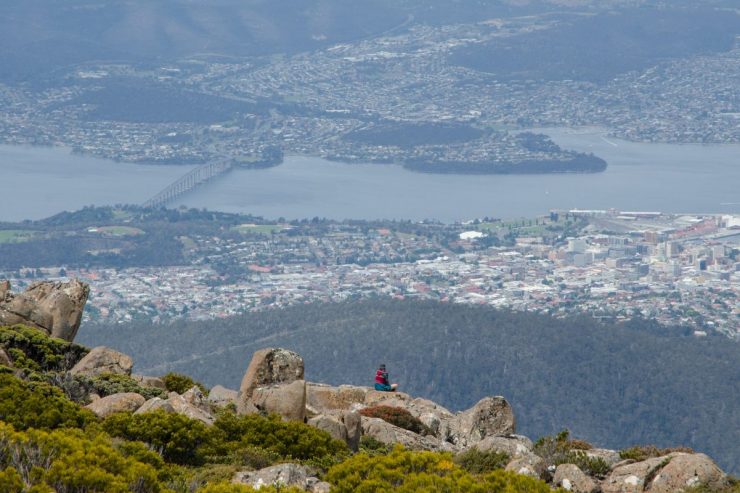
374, 363, 398, 392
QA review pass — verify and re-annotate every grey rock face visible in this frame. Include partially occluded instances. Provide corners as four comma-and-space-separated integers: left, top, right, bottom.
207, 384, 238, 407
237, 348, 304, 415
553, 464, 599, 493
649, 453, 727, 493
233, 463, 322, 491
306, 383, 370, 414
474, 434, 533, 459
342, 410, 362, 452
602, 455, 672, 493
69, 346, 133, 377
585, 448, 622, 469
0, 279, 89, 341
182, 386, 209, 409
134, 390, 215, 425
447, 396, 516, 447
308, 414, 348, 443
167, 393, 215, 425
135, 397, 176, 415
85, 392, 145, 418
250, 380, 307, 422
505, 452, 546, 479
361, 416, 455, 452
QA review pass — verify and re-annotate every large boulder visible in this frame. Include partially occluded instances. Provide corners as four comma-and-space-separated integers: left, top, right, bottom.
237, 348, 304, 415
207, 385, 238, 407
69, 346, 133, 377
308, 414, 348, 443
0, 279, 89, 341
602, 455, 674, 493
135, 397, 175, 415
85, 392, 145, 418
585, 448, 622, 469
134, 391, 215, 425
167, 392, 215, 425
306, 411, 361, 451
306, 383, 369, 415
363, 389, 414, 408
361, 416, 455, 452
474, 434, 533, 459
648, 453, 728, 493
250, 380, 307, 422
553, 464, 599, 493
182, 386, 209, 410
505, 452, 546, 479
342, 410, 362, 452
233, 463, 328, 492
446, 396, 515, 447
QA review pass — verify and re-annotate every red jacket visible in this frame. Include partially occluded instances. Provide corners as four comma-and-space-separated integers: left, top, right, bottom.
375, 369, 389, 385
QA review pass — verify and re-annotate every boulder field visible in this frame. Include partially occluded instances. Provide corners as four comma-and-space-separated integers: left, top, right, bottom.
77, 345, 730, 493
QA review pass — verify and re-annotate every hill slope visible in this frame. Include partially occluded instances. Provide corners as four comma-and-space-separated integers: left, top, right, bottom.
79, 300, 740, 473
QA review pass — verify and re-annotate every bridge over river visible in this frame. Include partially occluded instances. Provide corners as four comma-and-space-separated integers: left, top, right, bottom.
142, 160, 232, 208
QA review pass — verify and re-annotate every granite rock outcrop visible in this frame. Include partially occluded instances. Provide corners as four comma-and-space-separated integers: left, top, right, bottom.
0, 279, 89, 341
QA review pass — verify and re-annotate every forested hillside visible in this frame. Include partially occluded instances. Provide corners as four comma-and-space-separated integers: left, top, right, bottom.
79, 300, 740, 474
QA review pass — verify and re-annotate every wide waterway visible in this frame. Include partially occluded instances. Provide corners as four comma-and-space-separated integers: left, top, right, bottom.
1, 128, 738, 222
174, 127, 740, 221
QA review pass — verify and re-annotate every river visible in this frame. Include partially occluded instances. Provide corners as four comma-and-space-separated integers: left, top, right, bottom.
1, 128, 738, 222
0, 145, 193, 222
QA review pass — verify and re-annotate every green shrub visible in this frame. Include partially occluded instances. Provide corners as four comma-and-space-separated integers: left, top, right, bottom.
229, 446, 281, 469
454, 447, 509, 474
115, 439, 166, 470
568, 439, 593, 450
619, 444, 694, 462
207, 412, 349, 463
102, 410, 211, 466
162, 372, 209, 395
84, 372, 166, 400
0, 324, 88, 373
360, 435, 391, 455
0, 467, 24, 493
0, 372, 96, 431
326, 445, 555, 492
533, 429, 608, 478
0, 422, 165, 493
567, 450, 610, 478
359, 405, 432, 436
103, 409, 348, 469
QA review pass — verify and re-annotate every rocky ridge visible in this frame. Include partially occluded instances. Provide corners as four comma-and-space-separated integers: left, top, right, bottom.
72, 344, 731, 493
